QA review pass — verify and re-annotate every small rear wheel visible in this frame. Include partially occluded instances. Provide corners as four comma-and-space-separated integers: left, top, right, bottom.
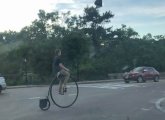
39, 97, 50, 111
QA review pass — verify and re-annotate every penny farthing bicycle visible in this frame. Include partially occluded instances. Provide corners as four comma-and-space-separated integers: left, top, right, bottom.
39, 72, 79, 110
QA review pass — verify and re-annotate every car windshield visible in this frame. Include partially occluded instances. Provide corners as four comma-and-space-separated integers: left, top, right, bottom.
132, 67, 143, 72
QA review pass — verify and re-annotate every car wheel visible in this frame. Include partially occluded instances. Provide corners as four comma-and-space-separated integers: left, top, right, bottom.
154, 76, 159, 82
137, 76, 143, 83
124, 79, 130, 83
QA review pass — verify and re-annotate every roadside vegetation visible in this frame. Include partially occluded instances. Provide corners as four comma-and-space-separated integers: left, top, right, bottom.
0, 6, 165, 85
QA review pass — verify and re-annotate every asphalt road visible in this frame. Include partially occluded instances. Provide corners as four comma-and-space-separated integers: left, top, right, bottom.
1, 80, 165, 120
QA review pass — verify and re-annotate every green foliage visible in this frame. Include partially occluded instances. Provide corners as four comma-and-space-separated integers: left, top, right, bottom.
62, 31, 89, 65
0, 31, 19, 43
81, 6, 114, 54
0, 7, 165, 85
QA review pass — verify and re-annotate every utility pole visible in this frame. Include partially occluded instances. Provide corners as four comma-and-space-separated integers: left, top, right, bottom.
24, 58, 28, 85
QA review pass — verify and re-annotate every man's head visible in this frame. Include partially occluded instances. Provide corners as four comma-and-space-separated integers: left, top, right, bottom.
55, 49, 61, 56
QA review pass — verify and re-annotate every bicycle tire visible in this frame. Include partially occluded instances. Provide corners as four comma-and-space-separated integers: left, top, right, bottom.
49, 76, 79, 108
39, 97, 50, 111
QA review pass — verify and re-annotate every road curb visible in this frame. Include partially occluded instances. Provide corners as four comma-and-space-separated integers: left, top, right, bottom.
7, 85, 48, 89
6, 79, 123, 89
6, 78, 165, 89
78, 79, 123, 84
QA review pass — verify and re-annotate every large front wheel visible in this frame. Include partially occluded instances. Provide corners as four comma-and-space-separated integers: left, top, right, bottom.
50, 76, 79, 108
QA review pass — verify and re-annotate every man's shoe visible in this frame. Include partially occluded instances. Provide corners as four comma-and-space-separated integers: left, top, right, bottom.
63, 87, 67, 92
59, 92, 64, 95
59, 90, 64, 95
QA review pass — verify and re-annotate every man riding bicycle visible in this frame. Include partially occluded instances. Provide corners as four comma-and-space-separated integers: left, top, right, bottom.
52, 49, 70, 95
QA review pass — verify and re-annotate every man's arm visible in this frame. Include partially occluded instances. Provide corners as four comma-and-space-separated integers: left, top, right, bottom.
59, 63, 69, 72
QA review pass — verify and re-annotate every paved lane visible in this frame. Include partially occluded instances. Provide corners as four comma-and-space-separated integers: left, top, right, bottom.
1, 80, 165, 120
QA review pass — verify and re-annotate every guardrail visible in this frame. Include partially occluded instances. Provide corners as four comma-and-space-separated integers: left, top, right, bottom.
108, 73, 123, 79
161, 72, 165, 79
108, 72, 165, 79
2, 72, 165, 86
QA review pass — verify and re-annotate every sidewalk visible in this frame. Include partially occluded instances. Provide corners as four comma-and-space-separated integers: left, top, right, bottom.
6, 78, 165, 89
7, 79, 123, 89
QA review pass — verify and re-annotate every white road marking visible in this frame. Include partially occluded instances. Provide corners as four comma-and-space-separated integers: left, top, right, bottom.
26, 83, 145, 100
28, 97, 41, 100
79, 83, 141, 89
141, 108, 151, 111
27, 94, 76, 100
155, 97, 165, 113
68, 94, 76, 96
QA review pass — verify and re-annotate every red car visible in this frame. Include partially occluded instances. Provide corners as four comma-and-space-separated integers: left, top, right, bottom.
123, 66, 160, 83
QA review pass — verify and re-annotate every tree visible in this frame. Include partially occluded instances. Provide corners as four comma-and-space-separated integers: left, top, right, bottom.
143, 33, 154, 41
62, 31, 89, 64
0, 31, 19, 43
62, 31, 89, 80
111, 24, 139, 40
154, 35, 165, 41
81, 6, 114, 54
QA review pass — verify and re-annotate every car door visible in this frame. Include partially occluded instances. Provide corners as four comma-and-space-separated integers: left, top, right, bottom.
148, 68, 156, 79
142, 68, 150, 80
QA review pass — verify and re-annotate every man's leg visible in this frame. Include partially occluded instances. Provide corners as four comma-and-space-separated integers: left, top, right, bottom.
60, 70, 70, 91
59, 80, 64, 94
57, 72, 64, 95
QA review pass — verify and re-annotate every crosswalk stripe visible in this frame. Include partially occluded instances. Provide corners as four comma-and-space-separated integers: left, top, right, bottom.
79, 83, 141, 89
